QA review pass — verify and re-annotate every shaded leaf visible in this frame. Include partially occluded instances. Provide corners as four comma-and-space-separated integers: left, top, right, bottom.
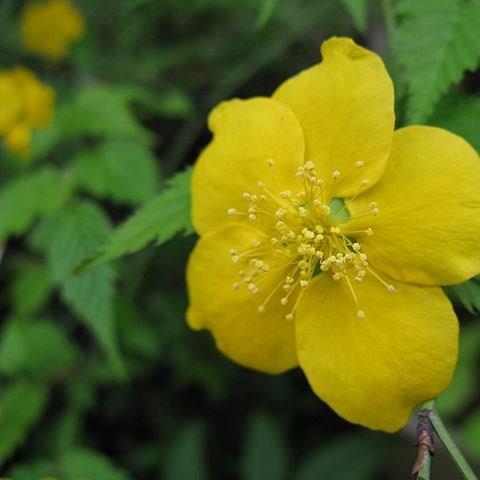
437, 323, 480, 418
256, 0, 280, 29
11, 261, 53, 316
295, 433, 387, 480
0, 319, 78, 379
242, 412, 288, 480
0, 382, 49, 465
164, 423, 208, 480
340, 0, 368, 32
395, 0, 480, 122
80, 168, 192, 270
445, 276, 480, 314
429, 95, 480, 152
61, 448, 131, 480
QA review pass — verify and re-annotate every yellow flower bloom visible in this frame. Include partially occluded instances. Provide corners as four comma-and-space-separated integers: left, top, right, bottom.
21, 0, 85, 61
0, 67, 55, 156
187, 37, 480, 432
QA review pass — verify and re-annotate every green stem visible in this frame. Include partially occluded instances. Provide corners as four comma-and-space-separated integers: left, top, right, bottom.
423, 400, 479, 480
416, 449, 431, 480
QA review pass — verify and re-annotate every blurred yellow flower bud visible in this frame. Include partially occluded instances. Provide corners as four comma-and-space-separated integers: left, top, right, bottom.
21, 0, 85, 61
0, 67, 55, 156
4, 123, 31, 157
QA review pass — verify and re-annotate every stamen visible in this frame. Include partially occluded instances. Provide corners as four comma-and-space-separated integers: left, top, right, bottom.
355, 160, 364, 168
357, 309, 365, 319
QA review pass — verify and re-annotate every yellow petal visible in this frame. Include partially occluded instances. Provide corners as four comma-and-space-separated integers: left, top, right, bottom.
187, 223, 297, 374
191, 97, 305, 235
345, 126, 480, 285
273, 37, 394, 199
296, 273, 458, 432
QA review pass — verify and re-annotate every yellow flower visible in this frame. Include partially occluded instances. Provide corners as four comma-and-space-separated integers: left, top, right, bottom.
21, 0, 85, 61
187, 37, 480, 432
0, 67, 55, 156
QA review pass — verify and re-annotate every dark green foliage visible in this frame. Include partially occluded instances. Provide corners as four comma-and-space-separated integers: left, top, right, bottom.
0, 0, 480, 479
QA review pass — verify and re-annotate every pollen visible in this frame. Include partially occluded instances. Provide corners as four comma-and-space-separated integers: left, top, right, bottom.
225, 160, 391, 320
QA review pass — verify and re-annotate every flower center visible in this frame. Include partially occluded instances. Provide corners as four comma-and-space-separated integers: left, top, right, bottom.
227, 159, 395, 320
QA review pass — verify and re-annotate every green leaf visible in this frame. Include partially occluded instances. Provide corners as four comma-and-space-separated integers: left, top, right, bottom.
256, 0, 280, 29
437, 324, 480, 418
9, 459, 53, 480
37, 202, 124, 375
118, 85, 193, 118
444, 275, 480, 314
340, 0, 368, 32
0, 319, 78, 379
80, 168, 192, 270
0, 381, 49, 465
74, 139, 160, 205
164, 423, 208, 480
11, 261, 53, 316
295, 433, 387, 480
429, 95, 480, 152
242, 412, 288, 480
61, 448, 131, 480
395, 0, 480, 123
59, 85, 152, 144
0, 168, 71, 243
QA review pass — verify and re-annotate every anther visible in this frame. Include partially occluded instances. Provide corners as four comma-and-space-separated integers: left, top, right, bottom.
366, 228, 374, 236
332, 170, 341, 180
227, 208, 237, 216
360, 179, 369, 187
280, 190, 291, 199
357, 310, 365, 319
285, 313, 294, 321
267, 158, 275, 166
355, 160, 365, 168
242, 192, 251, 200
387, 284, 396, 292
257, 305, 265, 313
248, 214, 256, 222
232, 282, 240, 290
256, 181, 265, 188
280, 297, 288, 306
300, 280, 309, 288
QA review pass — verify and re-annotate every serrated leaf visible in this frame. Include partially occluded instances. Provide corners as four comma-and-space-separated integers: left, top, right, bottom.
295, 433, 387, 480
0, 381, 49, 465
242, 412, 288, 480
164, 423, 208, 480
341, 0, 368, 32
61, 448, 131, 480
437, 324, 480, 418
429, 95, 480, 152
38, 202, 124, 375
0, 319, 78, 379
445, 275, 480, 314
0, 168, 71, 243
74, 139, 160, 205
395, 0, 480, 122
80, 168, 192, 270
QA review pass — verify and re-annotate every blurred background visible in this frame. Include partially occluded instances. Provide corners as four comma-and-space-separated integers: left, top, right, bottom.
0, 0, 479, 478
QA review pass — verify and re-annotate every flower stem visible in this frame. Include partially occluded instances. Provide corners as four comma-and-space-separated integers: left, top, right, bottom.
420, 400, 479, 480
416, 450, 431, 480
